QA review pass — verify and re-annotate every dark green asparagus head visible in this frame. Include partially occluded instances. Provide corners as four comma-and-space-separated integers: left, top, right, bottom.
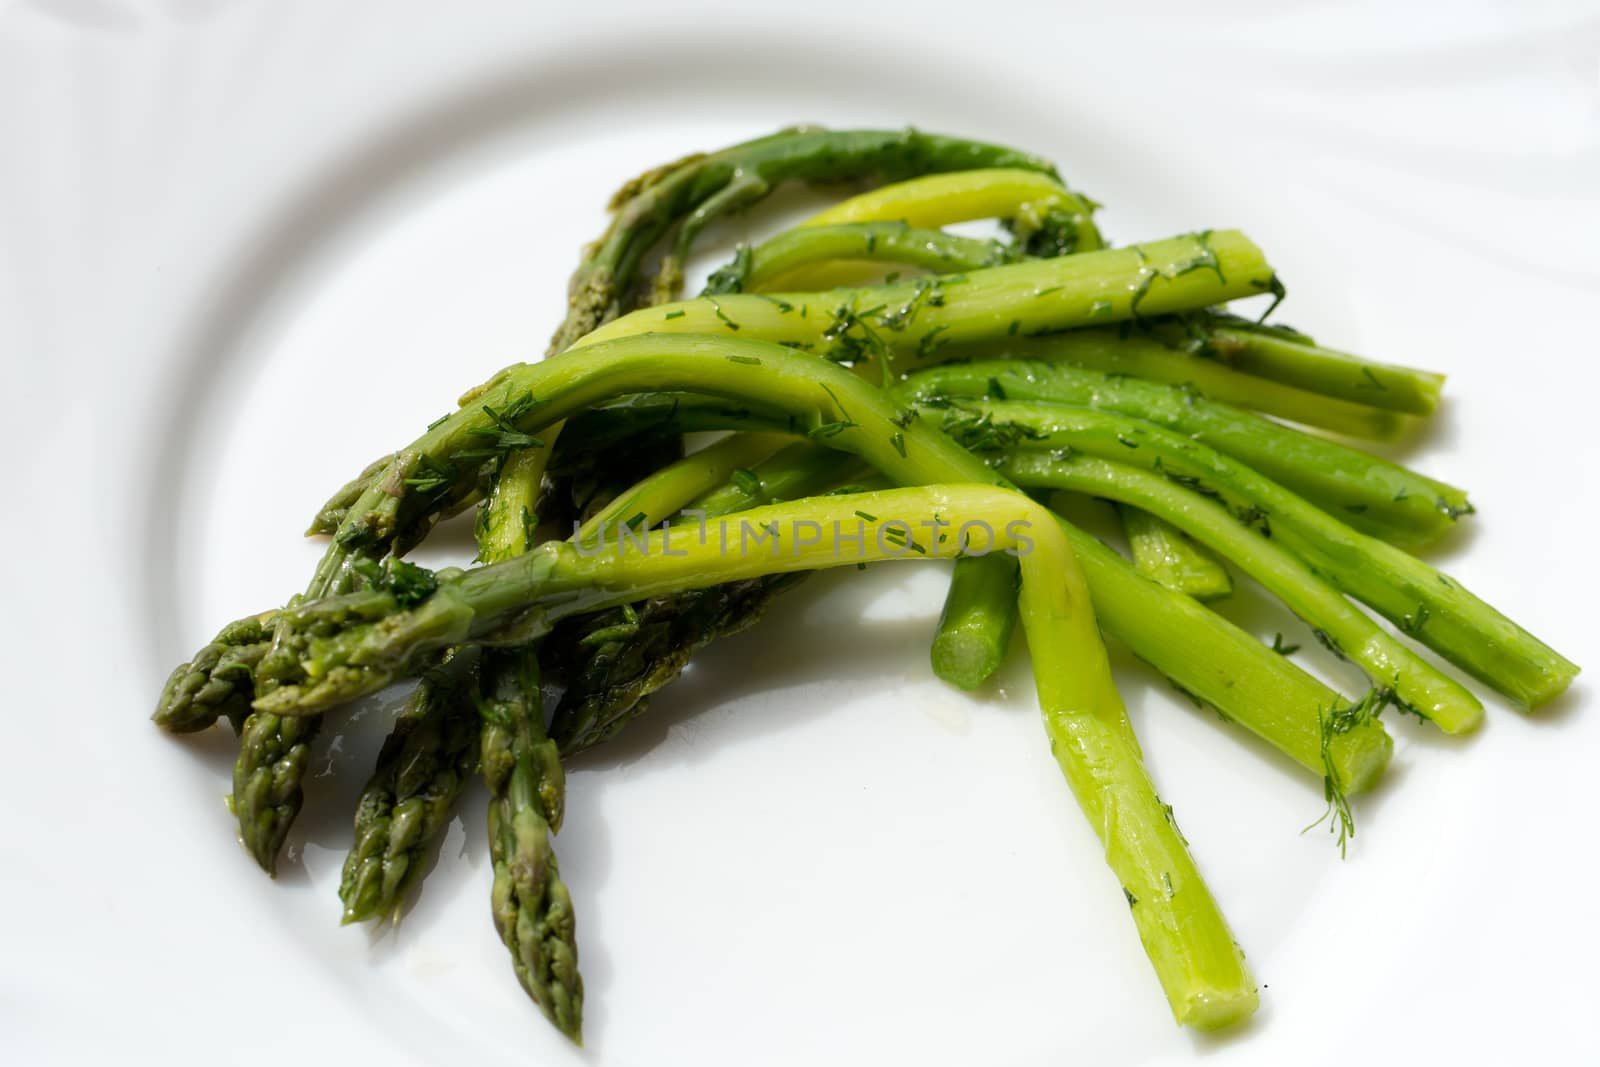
151, 613, 276, 733
248, 582, 474, 716
339, 646, 483, 924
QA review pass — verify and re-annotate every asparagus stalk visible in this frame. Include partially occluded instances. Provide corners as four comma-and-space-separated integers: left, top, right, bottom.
242, 482, 1263, 1029
899, 361, 1468, 547
1004, 452, 1483, 731
799, 167, 1098, 246
338, 646, 482, 923
547, 575, 806, 755
481, 644, 582, 1041
576, 232, 1280, 372
919, 550, 1015, 690
721, 166, 1100, 291
933, 397, 1577, 709
684, 440, 874, 516
1152, 314, 1444, 415
558, 127, 1059, 351
943, 331, 1406, 440
474, 439, 585, 1040
571, 433, 791, 546
1117, 505, 1234, 602
704, 221, 1017, 295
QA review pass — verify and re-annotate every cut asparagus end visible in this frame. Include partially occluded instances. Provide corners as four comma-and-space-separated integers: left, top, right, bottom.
1178, 985, 1262, 1032
931, 553, 1019, 690
1511, 659, 1582, 711
930, 629, 1004, 691
1329, 724, 1393, 796
1118, 505, 1234, 602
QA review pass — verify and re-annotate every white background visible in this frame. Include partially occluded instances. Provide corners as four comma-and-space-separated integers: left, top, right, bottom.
2, 1, 1597, 1064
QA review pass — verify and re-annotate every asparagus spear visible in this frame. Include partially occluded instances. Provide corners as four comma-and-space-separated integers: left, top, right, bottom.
576, 231, 1279, 369
473, 438, 585, 1040
708, 166, 1100, 292
338, 646, 482, 923
153, 614, 274, 733
1150, 313, 1444, 415
899, 360, 1468, 547
930, 397, 1577, 710
230, 706, 319, 874
1002, 452, 1483, 732
1117, 505, 1234, 602
547, 575, 806, 755
241, 481, 1265, 1029
685, 440, 874, 516
798, 167, 1098, 250
942, 331, 1406, 440
556, 127, 1060, 351
705, 221, 1017, 296
570, 433, 790, 546
481, 644, 582, 1041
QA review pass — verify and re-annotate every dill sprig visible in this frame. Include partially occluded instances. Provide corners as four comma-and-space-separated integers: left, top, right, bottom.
351, 555, 439, 608
935, 402, 1047, 453
459, 392, 544, 466
1304, 688, 1393, 858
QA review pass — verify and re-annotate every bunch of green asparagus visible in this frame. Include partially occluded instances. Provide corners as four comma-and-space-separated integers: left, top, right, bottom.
154, 126, 1577, 1044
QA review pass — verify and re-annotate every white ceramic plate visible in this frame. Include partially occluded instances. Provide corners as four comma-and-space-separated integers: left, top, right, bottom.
4, 3, 1598, 1065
